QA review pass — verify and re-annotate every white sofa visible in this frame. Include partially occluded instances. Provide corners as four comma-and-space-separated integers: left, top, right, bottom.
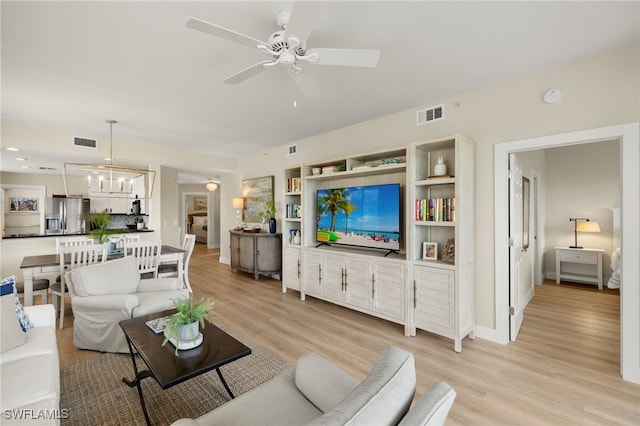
65, 256, 189, 353
172, 345, 456, 426
1, 304, 61, 425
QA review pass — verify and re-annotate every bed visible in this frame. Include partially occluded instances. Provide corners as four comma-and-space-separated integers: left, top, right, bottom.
188, 212, 208, 243
607, 207, 621, 289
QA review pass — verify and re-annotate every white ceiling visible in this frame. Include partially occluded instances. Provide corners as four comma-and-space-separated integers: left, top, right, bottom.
2, 1, 638, 183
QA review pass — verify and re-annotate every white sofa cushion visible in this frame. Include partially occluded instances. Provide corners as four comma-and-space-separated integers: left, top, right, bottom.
71, 257, 140, 296
307, 346, 416, 426
193, 367, 323, 426
294, 352, 359, 413
0, 304, 59, 425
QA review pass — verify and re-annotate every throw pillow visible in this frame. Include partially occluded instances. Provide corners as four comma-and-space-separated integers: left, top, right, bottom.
1, 276, 27, 353
14, 293, 34, 332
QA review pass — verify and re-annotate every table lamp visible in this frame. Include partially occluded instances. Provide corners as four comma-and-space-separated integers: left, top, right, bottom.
569, 217, 600, 249
233, 198, 244, 228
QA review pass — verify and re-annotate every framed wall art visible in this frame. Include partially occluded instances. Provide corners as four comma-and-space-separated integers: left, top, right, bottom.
9, 197, 39, 213
193, 196, 207, 211
242, 175, 274, 223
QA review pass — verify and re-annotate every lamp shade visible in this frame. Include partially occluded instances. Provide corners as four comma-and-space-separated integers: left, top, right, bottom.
576, 221, 601, 233
206, 181, 218, 192
232, 198, 244, 209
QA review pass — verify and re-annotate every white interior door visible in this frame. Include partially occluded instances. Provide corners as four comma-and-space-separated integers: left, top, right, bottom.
509, 153, 524, 341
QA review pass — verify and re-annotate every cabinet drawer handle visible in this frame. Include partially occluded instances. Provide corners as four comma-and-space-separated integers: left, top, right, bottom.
372, 274, 375, 298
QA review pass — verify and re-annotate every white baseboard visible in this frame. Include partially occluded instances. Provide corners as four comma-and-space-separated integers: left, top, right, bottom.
474, 325, 504, 344
219, 256, 230, 265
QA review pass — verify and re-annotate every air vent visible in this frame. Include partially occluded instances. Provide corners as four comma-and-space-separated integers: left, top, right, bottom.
416, 105, 444, 126
73, 136, 97, 149
286, 144, 297, 156
38, 167, 56, 171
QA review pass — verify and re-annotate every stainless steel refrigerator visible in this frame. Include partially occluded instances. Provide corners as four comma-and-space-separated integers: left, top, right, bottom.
45, 196, 91, 234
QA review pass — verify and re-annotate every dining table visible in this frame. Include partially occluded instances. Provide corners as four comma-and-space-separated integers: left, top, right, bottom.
19, 245, 185, 306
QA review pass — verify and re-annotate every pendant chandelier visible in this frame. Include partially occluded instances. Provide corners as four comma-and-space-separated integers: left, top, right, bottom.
63, 120, 156, 199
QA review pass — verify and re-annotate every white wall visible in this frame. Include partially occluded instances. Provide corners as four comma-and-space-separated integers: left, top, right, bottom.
235, 44, 639, 331
544, 140, 620, 281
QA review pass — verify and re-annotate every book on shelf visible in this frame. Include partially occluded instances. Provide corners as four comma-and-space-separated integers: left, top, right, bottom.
287, 177, 302, 193
286, 204, 302, 219
415, 197, 455, 222
145, 315, 172, 334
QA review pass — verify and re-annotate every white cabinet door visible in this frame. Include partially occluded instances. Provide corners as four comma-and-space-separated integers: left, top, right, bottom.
303, 251, 323, 297
283, 246, 301, 291
322, 253, 346, 302
373, 261, 405, 321
414, 265, 454, 337
344, 257, 372, 310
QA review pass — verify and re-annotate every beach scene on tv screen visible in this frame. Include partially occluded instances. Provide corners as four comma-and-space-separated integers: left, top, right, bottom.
316, 184, 400, 251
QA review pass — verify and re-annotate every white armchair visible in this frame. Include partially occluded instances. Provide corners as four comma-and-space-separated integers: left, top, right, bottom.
65, 256, 189, 353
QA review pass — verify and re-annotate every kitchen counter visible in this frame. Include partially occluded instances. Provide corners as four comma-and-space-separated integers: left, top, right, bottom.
2, 229, 154, 240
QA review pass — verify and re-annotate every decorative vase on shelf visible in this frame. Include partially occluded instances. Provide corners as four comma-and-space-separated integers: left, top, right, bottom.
293, 230, 301, 245
434, 156, 447, 176
269, 218, 276, 233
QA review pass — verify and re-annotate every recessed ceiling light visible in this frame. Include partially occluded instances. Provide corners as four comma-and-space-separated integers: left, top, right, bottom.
15, 157, 28, 161
20, 165, 30, 169
6, 147, 20, 152
104, 157, 112, 161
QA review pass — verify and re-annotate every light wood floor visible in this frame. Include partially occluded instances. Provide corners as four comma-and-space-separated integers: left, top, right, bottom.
54, 243, 640, 425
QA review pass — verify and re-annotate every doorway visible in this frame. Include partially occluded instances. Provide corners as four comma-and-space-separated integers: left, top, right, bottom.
494, 123, 640, 383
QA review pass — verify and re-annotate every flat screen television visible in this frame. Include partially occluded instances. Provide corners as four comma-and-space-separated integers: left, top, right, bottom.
316, 183, 400, 252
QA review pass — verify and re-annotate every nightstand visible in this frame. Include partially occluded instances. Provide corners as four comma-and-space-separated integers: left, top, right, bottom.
555, 247, 604, 290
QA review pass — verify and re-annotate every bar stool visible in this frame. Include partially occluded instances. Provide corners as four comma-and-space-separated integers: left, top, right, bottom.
16, 278, 50, 304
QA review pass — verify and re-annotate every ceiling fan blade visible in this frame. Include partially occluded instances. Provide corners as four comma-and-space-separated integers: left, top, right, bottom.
186, 17, 269, 49
284, 2, 325, 48
223, 61, 273, 84
289, 69, 322, 99
306, 48, 381, 68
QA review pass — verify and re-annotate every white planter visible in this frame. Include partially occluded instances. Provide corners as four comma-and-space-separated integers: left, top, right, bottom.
180, 321, 200, 342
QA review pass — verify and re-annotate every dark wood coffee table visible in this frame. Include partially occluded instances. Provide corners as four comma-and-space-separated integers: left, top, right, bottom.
119, 310, 251, 425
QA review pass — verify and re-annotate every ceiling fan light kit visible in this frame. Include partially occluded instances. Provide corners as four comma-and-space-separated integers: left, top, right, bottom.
185, 1, 380, 95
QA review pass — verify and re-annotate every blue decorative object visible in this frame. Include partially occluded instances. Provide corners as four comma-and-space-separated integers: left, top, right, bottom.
269, 218, 276, 234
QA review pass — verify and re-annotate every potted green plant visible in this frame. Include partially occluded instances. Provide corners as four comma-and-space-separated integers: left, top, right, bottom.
88, 212, 114, 243
258, 200, 277, 233
162, 296, 215, 355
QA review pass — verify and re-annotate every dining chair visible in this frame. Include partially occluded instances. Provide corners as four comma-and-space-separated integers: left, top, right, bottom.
125, 239, 162, 278
56, 236, 94, 253
15, 279, 50, 304
158, 233, 196, 292
107, 233, 140, 251
52, 236, 95, 287
51, 243, 107, 329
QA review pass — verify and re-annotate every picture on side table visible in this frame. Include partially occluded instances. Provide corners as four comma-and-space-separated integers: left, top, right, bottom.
422, 242, 437, 260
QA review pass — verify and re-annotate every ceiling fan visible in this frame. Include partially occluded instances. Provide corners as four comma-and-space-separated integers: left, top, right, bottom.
186, 2, 380, 97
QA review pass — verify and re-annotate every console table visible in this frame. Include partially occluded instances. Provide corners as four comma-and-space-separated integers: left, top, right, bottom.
230, 230, 282, 280
555, 247, 603, 290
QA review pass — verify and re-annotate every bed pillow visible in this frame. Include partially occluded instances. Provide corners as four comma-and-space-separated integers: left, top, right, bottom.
193, 216, 207, 226
1, 276, 28, 353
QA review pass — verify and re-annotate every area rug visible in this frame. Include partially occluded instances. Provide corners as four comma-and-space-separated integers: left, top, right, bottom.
60, 328, 289, 426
